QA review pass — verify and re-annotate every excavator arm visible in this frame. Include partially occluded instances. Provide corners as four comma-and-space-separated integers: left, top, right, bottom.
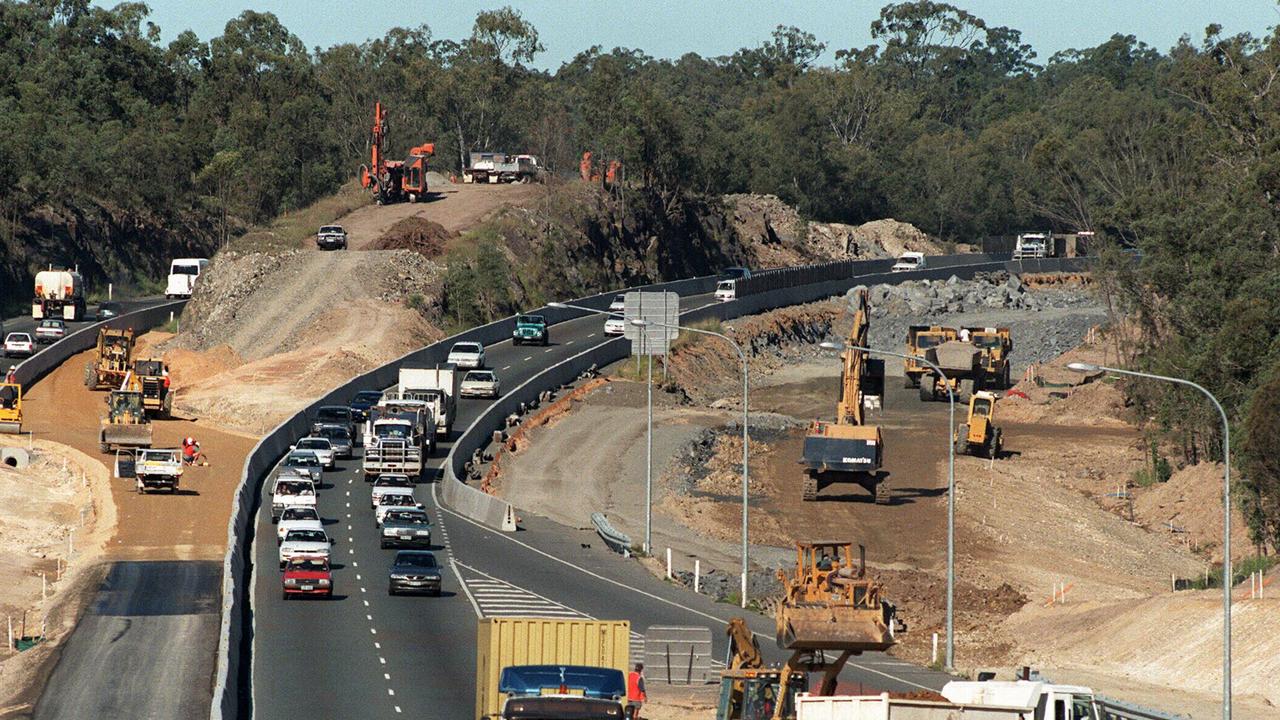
835, 289, 870, 427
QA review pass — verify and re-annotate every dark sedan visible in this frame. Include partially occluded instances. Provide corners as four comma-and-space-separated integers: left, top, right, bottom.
348, 390, 383, 423
387, 550, 441, 596
380, 508, 432, 549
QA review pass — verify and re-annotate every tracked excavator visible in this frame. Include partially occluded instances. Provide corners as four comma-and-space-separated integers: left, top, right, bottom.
716, 543, 900, 720
799, 288, 885, 502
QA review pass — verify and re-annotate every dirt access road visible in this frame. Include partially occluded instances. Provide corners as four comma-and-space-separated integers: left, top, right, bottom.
338, 181, 546, 249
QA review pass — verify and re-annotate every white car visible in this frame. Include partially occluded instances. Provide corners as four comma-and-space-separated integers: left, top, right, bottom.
3, 332, 34, 359
460, 370, 500, 399
714, 280, 736, 302
293, 437, 335, 468
270, 476, 317, 523
608, 295, 626, 313
374, 492, 422, 527
447, 342, 485, 369
278, 528, 331, 569
277, 506, 324, 545
371, 474, 415, 509
604, 317, 626, 336
281, 449, 323, 483
891, 251, 926, 272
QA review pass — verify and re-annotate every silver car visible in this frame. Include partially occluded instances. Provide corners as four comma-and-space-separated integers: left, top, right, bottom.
459, 370, 500, 399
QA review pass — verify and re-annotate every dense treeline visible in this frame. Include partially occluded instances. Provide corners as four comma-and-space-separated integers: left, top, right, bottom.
1, 0, 1277, 551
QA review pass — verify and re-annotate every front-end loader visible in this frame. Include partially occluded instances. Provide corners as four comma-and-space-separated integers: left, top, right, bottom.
955, 391, 1002, 459
84, 328, 134, 391
99, 374, 152, 453
0, 383, 21, 434
715, 543, 899, 720
799, 289, 885, 502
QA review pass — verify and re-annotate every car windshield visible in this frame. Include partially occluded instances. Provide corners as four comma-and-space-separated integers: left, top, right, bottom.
717, 281, 733, 291
353, 391, 382, 404
379, 494, 414, 506
320, 226, 343, 233
518, 315, 544, 325
386, 511, 428, 524
375, 476, 412, 487
319, 427, 350, 441
916, 335, 944, 349
281, 508, 319, 521
286, 530, 327, 543
375, 424, 410, 439
395, 553, 437, 569
464, 372, 494, 382
973, 335, 1002, 349
275, 481, 313, 495
287, 558, 328, 572
171, 264, 199, 275
452, 343, 481, 353
288, 453, 319, 466
317, 407, 349, 421
298, 439, 330, 450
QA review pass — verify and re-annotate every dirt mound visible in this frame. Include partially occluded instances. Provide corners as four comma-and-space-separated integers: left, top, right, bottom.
367, 216, 454, 258
1132, 462, 1252, 563
724, 194, 944, 268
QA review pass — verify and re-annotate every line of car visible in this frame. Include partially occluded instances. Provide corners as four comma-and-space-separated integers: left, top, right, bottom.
2, 302, 124, 359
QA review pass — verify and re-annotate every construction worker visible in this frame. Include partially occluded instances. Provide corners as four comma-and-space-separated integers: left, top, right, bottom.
626, 663, 646, 720
0, 383, 15, 409
4, 365, 16, 384
959, 327, 971, 343
182, 437, 200, 466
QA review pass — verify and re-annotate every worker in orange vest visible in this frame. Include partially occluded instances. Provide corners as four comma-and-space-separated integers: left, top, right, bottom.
626, 663, 646, 719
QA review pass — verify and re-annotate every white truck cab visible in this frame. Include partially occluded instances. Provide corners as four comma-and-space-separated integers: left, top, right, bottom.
1013, 233, 1052, 259
166, 258, 209, 298
715, 280, 736, 302
891, 251, 926, 272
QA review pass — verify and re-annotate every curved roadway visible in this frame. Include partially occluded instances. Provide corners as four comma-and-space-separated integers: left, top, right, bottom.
251, 291, 954, 718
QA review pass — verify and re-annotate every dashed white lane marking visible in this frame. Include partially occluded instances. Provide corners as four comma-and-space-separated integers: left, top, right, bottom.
587, 333, 596, 338
523, 356, 532, 361
388, 688, 395, 696
501, 365, 511, 370
374, 641, 380, 649
543, 348, 553, 353
383, 673, 390, 680
395, 707, 402, 714
363, 600, 369, 607
366, 614, 373, 621
379, 656, 385, 664
565, 340, 574, 345
370, 628, 377, 635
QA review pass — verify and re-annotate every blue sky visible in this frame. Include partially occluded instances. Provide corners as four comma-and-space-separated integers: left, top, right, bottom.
116, 1, 1279, 68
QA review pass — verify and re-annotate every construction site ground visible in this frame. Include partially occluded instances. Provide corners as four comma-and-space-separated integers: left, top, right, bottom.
493, 303, 1277, 717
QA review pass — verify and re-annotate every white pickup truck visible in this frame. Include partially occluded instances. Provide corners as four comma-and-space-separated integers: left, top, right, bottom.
797, 681, 1100, 720
270, 475, 317, 523
133, 448, 183, 494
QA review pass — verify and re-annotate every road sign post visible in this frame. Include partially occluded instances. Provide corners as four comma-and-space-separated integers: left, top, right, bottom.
624, 292, 679, 553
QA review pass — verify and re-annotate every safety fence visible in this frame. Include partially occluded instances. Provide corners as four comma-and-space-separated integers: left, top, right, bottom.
213, 253, 1094, 718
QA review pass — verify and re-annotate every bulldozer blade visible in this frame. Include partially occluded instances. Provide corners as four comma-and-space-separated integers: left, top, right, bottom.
0, 421, 21, 434
777, 605, 895, 652
102, 425, 152, 448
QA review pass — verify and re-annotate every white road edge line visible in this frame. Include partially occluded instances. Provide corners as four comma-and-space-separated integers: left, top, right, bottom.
450, 557, 483, 619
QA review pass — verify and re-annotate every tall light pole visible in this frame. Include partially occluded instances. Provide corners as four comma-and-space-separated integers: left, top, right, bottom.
1068, 361, 1232, 720
819, 341, 956, 669
632, 317, 751, 609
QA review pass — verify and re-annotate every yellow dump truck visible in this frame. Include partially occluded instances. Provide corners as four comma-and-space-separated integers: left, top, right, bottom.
476, 617, 630, 720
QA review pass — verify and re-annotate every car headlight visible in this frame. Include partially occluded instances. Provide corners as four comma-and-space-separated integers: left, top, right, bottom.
283, 579, 299, 588
390, 573, 408, 580
316, 579, 331, 588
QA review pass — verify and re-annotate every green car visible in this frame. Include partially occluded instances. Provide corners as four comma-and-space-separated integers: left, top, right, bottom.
512, 314, 549, 346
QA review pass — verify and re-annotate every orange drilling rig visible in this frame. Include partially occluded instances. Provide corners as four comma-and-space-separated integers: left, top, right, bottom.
360, 101, 435, 204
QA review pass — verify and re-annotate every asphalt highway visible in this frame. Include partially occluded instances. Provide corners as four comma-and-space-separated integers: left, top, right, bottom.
2, 297, 167, 365
251, 292, 955, 719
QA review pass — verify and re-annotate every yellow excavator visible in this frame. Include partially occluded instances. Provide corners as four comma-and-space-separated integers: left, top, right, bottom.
799, 289, 885, 502
0, 383, 21, 434
99, 372, 153, 453
715, 543, 899, 720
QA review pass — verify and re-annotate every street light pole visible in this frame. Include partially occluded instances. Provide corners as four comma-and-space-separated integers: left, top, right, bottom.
633, 317, 751, 609
820, 341, 956, 669
1068, 362, 1232, 720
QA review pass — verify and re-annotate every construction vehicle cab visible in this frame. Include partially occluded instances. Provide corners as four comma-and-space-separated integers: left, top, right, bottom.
716, 668, 807, 720
964, 326, 1013, 389
132, 359, 172, 418
956, 391, 1002, 459
100, 379, 152, 453
85, 328, 135, 390
0, 383, 21, 434
801, 289, 885, 503
903, 326, 956, 389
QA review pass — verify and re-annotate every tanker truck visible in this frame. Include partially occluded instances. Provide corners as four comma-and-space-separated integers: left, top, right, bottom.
32, 269, 86, 321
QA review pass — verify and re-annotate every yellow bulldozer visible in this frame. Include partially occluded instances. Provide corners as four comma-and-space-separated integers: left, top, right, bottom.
132, 359, 172, 418
800, 289, 885, 503
0, 383, 21, 434
99, 373, 152, 453
955, 391, 1003, 459
715, 543, 899, 720
84, 328, 135, 391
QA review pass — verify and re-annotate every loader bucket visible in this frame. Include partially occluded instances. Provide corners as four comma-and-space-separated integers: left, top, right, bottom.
776, 604, 894, 652
102, 424, 152, 449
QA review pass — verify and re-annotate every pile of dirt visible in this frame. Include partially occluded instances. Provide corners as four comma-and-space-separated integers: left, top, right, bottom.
1131, 462, 1253, 563
366, 216, 454, 258
724, 194, 944, 267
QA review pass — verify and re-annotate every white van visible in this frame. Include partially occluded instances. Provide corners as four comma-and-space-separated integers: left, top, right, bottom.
891, 251, 926, 272
715, 279, 736, 302
166, 258, 209, 298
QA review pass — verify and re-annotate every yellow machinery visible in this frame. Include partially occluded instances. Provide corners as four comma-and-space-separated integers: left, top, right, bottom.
99, 373, 152, 453
716, 544, 899, 720
955, 391, 1002, 459
132, 359, 172, 417
0, 383, 21, 434
965, 326, 1013, 389
903, 326, 956, 389
800, 289, 885, 503
84, 328, 135, 390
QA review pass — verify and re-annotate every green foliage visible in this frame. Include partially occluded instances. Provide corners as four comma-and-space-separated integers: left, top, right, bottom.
440, 235, 516, 331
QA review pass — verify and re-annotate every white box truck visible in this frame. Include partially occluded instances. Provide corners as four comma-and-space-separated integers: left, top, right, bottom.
398, 365, 461, 437
166, 258, 209, 298
797, 681, 1100, 720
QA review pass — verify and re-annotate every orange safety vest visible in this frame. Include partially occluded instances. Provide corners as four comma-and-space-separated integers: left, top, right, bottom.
627, 671, 646, 702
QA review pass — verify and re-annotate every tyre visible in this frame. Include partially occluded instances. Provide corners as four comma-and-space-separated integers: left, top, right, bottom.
282, 591, 289, 601
919, 381, 933, 402
990, 428, 1003, 459
432, 589, 442, 597
388, 587, 397, 596
904, 374, 916, 389
380, 541, 389, 549
955, 424, 969, 455
1003, 364, 1012, 389
958, 379, 974, 402
802, 472, 818, 502
84, 362, 97, 389
99, 442, 109, 454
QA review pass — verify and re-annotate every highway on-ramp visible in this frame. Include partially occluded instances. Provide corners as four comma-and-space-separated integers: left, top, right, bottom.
251, 291, 954, 719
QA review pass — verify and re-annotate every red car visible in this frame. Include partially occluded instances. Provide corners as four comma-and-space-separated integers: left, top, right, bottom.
281, 557, 332, 600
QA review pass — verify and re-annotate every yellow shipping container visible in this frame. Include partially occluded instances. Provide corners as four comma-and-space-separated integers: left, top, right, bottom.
475, 617, 631, 720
